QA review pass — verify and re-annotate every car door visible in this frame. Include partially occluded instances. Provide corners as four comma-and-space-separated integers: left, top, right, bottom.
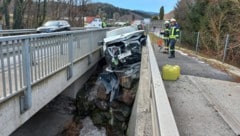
58, 21, 64, 31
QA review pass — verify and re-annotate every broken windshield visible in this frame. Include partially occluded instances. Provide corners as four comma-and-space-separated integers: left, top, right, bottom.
106, 26, 138, 38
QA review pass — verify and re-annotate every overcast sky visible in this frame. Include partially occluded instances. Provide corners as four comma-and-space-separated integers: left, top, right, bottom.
93, 0, 179, 13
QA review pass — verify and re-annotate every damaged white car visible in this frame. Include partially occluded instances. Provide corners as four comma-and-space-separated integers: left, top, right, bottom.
102, 26, 146, 70
96, 25, 146, 102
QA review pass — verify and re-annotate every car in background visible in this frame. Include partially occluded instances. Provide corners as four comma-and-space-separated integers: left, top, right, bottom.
37, 20, 71, 33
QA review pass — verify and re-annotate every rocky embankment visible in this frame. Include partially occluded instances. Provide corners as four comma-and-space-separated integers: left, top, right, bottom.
76, 63, 140, 135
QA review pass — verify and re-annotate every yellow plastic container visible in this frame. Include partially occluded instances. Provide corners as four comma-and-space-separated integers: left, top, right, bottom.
162, 64, 180, 80
173, 65, 181, 78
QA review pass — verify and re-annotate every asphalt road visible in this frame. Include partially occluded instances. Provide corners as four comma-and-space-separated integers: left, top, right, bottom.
153, 46, 239, 135
164, 75, 236, 136
154, 47, 233, 81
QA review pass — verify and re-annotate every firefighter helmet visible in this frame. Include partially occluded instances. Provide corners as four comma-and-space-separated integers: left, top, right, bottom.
170, 18, 176, 22
164, 20, 170, 24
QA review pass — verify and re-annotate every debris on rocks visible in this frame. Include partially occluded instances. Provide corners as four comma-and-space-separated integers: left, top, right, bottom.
76, 26, 146, 135
79, 117, 106, 136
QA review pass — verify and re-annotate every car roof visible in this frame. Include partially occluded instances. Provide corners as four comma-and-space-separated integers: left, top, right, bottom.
46, 20, 68, 22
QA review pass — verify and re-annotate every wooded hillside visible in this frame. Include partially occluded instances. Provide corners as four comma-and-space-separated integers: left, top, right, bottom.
0, 1, 153, 29
175, 0, 240, 66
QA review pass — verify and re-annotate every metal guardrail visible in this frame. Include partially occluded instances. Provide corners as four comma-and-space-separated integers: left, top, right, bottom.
147, 36, 180, 136
0, 29, 108, 112
0, 27, 98, 36
0, 29, 37, 35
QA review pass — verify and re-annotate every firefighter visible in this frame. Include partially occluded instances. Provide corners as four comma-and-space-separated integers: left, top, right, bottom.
168, 18, 180, 58
102, 21, 107, 28
163, 20, 170, 53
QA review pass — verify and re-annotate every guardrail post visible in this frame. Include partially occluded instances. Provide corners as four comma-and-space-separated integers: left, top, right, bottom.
67, 34, 73, 80
223, 34, 229, 62
20, 38, 32, 113
179, 31, 182, 44
195, 32, 200, 54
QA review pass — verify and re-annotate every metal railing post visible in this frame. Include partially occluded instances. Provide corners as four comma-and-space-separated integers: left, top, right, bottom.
195, 32, 200, 54
60, 36, 64, 55
223, 34, 229, 62
88, 31, 93, 65
0, 42, 7, 97
20, 38, 32, 113
67, 34, 73, 80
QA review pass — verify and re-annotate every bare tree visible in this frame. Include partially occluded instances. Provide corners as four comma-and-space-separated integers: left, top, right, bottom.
2, 0, 11, 29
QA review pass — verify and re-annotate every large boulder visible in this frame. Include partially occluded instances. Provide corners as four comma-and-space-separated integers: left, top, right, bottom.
76, 89, 95, 118
117, 89, 135, 106
91, 109, 111, 125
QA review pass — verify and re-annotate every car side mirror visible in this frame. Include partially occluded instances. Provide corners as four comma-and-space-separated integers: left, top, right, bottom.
98, 41, 104, 46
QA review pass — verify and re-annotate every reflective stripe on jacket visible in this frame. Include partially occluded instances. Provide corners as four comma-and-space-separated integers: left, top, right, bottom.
169, 26, 180, 39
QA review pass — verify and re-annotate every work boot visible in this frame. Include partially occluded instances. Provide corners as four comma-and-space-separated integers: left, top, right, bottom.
168, 52, 175, 58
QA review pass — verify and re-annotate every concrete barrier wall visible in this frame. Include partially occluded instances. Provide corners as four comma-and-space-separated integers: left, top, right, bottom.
127, 46, 152, 136
0, 49, 102, 136
127, 36, 179, 136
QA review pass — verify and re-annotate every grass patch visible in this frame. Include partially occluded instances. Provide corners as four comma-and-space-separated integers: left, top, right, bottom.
149, 33, 160, 45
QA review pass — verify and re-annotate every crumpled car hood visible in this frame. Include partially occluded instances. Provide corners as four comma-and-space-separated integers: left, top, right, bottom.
103, 30, 145, 46
103, 26, 146, 70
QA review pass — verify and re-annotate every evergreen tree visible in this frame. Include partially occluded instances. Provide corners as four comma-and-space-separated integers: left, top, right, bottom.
188, 0, 208, 31
152, 16, 159, 20
159, 6, 164, 20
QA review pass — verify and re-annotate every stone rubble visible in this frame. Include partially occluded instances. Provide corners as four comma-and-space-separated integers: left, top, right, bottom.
76, 26, 146, 135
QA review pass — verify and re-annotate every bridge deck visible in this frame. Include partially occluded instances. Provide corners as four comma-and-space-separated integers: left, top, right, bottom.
0, 29, 107, 136
0, 31, 102, 102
